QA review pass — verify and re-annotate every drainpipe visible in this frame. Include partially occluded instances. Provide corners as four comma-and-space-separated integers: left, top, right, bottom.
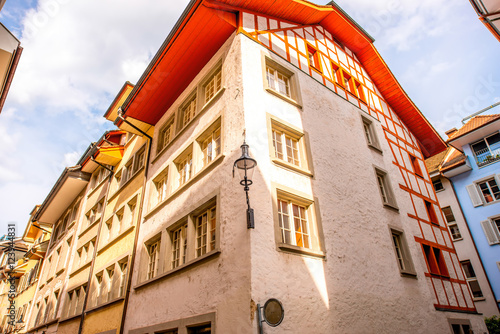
117, 112, 152, 334
77, 173, 113, 334
449, 177, 500, 314
461, 101, 500, 124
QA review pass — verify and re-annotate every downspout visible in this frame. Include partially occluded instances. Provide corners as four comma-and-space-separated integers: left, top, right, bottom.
77, 173, 113, 334
449, 176, 500, 314
118, 113, 152, 334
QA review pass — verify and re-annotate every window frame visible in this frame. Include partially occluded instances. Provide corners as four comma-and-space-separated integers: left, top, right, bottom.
306, 43, 321, 72
196, 119, 222, 170
374, 167, 398, 210
178, 91, 198, 131
267, 114, 312, 176
262, 55, 302, 107
361, 114, 382, 153
424, 200, 439, 226
174, 145, 194, 189
409, 154, 424, 178
271, 183, 324, 258
422, 244, 449, 278
200, 63, 223, 106
442, 206, 462, 241
389, 228, 417, 277
470, 131, 500, 167
432, 178, 444, 192
460, 260, 483, 300
146, 237, 161, 281
157, 116, 175, 154
477, 177, 500, 204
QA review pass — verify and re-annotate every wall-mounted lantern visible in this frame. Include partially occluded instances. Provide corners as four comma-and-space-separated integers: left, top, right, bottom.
233, 141, 257, 229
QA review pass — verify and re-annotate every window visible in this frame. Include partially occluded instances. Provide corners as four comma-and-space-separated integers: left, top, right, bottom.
200, 127, 221, 167
180, 93, 197, 129
460, 260, 483, 299
409, 154, 423, 177
442, 206, 461, 240
90, 167, 109, 189
471, 132, 500, 166
432, 178, 444, 192
195, 206, 217, 258
374, 168, 398, 209
266, 65, 290, 97
480, 217, 500, 245
425, 200, 439, 225
118, 259, 128, 297
118, 146, 146, 187
448, 319, 472, 334
188, 324, 211, 334
127, 197, 137, 226
91, 272, 103, 307
115, 207, 124, 233
478, 178, 500, 203
147, 239, 160, 280
423, 244, 449, 277
273, 187, 323, 256
175, 146, 193, 188
390, 229, 416, 277
171, 223, 187, 269
268, 117, 310, 173
306, 44, 321, 71
152, 170, 169, 207
361, 116, 381, 152
66, 284, 86, 317
204, 67, 222, 103
331, 62, 342, 85
105, 266, 114, 302
105, 217, 113, 242
353, 78, 366, 103
158, 118, 175, 152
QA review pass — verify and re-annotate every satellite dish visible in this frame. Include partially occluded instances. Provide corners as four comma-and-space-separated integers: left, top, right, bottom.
262, 298, 284, 327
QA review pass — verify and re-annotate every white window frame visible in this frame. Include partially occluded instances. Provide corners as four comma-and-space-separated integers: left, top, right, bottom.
157, 117, 175, 153
194, 206, 217, 258
202, 66, 222, 104
460, 260, 483, 299
470, 131, 500, 166
146, 238, 161, 280
262, 56, 301, 107
442, 206, 462, 241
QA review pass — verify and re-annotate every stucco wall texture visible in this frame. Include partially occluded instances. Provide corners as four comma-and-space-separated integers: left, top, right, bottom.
123, 30, 487, 334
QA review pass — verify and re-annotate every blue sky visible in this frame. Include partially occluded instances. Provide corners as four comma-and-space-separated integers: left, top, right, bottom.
0, 0, 499, 237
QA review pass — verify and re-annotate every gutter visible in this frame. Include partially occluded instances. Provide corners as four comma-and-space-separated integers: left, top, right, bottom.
326, 1, 375, 42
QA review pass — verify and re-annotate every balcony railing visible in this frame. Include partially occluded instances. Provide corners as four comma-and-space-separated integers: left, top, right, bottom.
474, 147, 500, 166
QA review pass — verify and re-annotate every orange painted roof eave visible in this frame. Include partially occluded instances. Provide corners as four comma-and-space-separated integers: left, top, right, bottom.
121, 0, 445, 157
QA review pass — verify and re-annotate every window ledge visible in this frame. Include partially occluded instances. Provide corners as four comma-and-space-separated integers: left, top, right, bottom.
271, 158, 312, 177
145, 154, 225, 220
201, 87, 225, 113
55, 267, 65, 276
59, 312, 83, 323
452, 237, 464, 242
435, 189, 445, 193
97, 225, 135, 254
368, 143, 383, 154
69, 261, 92, 277
265, 88, 302, 109
108, 167, 144, 203
46, 276, 54, 283
400, 271, 418, 279
277, 243, 325, 259
473, 297, 486, 302
67, 220, 76, 230
135, 249, 221, 290
477, 158, 500, 169
28, 318, 60, 332
383, 203, 399, 212
85, 296, 124, 314
78, 218, 101, 238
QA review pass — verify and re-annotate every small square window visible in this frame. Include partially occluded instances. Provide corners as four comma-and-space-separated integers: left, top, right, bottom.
306, 44, 321, 72
432, 178, 444, 192
374, 168, 398, 210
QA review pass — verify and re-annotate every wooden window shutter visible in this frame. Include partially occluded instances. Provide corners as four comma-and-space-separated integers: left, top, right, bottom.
466, 184, 483, 207
480, 220, 499, 245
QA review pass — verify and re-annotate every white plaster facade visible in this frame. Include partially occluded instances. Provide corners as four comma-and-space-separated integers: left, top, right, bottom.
122, 30, 488, 334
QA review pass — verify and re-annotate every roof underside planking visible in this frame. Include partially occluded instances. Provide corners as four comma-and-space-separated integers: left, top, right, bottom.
121, 0, 446, 157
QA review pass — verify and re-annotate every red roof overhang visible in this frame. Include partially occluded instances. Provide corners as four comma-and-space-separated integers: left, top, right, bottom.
122, 0, 445, 158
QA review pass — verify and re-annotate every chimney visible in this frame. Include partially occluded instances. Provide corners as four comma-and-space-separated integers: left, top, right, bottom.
445, 128, 458, 138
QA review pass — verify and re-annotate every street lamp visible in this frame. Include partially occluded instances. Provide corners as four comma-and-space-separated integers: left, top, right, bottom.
233, 141, 257, 229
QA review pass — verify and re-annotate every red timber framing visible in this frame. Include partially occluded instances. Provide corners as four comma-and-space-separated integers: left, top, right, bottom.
120, 0, 471, 312
120, 0, 445, 158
